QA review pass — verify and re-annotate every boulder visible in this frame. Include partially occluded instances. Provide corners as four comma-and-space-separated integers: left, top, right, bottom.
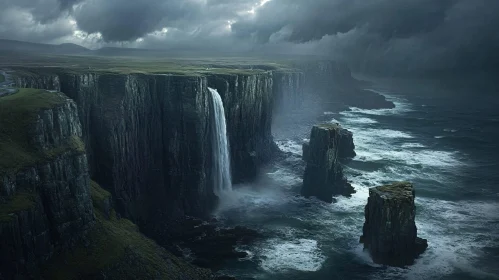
301, 123, 355, 202
360, 182, 428, 266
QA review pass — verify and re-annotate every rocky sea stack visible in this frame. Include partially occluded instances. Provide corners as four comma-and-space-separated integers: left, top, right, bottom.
301, 123, 355, 202
360, 182, 428, 267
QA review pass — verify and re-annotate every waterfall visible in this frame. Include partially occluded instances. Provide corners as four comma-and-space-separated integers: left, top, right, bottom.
209, 87, 232, 195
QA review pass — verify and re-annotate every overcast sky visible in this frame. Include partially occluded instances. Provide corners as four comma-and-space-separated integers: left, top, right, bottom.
0, 0, 498, 72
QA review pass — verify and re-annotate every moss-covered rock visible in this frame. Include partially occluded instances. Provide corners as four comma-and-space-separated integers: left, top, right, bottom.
360, 182, 428, 266
43, 182, 212, 280
0, 88, 80, 176
0, 89, 94, 279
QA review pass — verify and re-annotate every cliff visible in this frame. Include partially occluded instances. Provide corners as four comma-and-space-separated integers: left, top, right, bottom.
360, 182, 428, 266
0, 89, 212, 279
301, 124, 355, 202
337, 126, 356, 159
15, 72, 213, 224
207, 73, 276, 182
0, 89, 94, 279
43, 181, 212, 280
272, 70, 304, 114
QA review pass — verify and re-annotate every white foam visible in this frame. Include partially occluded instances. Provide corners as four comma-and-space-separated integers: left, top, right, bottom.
276, 140, 303, 156
259, 238, 326, 273
338, 115, 378, 124
383, 198, 499, 280
401, 143, 426, 148
266, 168, 302, 188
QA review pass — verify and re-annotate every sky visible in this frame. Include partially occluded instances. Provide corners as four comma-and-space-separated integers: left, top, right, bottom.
0, 0, 498, 73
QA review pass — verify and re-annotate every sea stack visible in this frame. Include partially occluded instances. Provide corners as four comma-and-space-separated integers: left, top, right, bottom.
360, 182, 428, 266
337, 127, 356, 159
302, 123, 355, 202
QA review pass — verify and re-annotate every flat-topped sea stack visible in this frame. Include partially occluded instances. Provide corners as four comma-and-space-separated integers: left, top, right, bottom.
360, 182, 428, 267
301, 123, 355, 202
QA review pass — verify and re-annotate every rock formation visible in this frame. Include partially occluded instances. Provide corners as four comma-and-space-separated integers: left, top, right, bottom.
0, 89, 211, 279
302, 123, 355, 202
0, 89, 94, 278
360, 182, 428, 267
337, 126, 356, 159
207, 73, 277, 183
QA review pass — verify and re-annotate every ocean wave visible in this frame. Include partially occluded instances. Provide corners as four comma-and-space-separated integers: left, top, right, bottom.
276, 139, 303, 156
258, 238, 326, 273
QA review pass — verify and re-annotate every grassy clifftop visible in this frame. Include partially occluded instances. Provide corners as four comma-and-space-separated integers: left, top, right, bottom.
43, 181, 212, 280
0, 88, 84, 175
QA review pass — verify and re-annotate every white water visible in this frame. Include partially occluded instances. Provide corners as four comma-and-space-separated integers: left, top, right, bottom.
209, 87, 232, 196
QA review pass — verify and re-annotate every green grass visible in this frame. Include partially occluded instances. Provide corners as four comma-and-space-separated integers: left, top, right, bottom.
316, 123, 341, 130
0, 192, 36, 222
0, 73, 5, 83
0, 88, 82, 175
1, 52, 297, 77
90, 180, 111, 213
376, 182, 414, 199
43, 182, 211, 280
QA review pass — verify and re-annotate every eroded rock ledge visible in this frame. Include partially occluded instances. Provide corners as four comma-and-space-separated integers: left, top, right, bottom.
301, 123, 355, 202
360, 182, 428, 267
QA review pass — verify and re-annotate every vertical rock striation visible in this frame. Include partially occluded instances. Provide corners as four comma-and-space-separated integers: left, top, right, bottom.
207, 73, 276, 183
360, 182, 428, 266
337, 127, 356, 159
301, 123, 355, 202
0, 90, 94, 279
15, 72, 214, 237
272, 71, 304, 114
13, 69, 278, 232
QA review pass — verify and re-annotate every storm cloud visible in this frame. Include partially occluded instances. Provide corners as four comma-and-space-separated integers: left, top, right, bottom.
0, 0, 498, 73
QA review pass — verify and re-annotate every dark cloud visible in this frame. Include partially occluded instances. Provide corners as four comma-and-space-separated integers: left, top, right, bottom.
230, 0, 499, 73
0, 0, 497, 73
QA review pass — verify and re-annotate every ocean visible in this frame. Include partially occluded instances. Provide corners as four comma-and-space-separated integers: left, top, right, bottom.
215, 77, 499, 280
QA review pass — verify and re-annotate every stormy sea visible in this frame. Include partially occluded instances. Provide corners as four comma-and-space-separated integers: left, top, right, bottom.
215, 77, 499, 280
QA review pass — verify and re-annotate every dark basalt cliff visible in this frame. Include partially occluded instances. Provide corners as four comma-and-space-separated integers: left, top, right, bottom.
16, 72, 215, 229
337, 126, 356, 159
272, 71, 304, 114
0, 89, 212, 279
0, 89, 94, 278
360, 182, 428, 267
13, 70, 281, 230
207, 73, 276, 182
302, 124, 355, 202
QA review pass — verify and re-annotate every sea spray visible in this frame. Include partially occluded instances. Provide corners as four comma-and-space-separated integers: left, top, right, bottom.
209, 87, 232, 196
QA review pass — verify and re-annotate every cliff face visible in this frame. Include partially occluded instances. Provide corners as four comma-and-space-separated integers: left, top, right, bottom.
61, 73, 214, 224
360, 182, 428, 266
298, 60, 354, 93
14, 70, 278, 224
0, 89, 94, 279
207, 73, 275, 183
301, 124, 355, 202
272, 71, 304, 114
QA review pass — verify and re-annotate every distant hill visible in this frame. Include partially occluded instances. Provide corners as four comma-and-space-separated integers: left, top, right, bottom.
93, 46, 170, 57
0, 39, 91, 55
